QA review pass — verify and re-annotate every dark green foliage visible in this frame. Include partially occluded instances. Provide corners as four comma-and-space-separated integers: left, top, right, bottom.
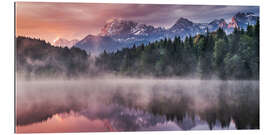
16, 36, 89, 78
96, 21, 259, 80
16, 21, 259, 80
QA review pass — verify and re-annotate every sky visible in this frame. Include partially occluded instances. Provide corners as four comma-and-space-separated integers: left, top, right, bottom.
15, 2, 259, 44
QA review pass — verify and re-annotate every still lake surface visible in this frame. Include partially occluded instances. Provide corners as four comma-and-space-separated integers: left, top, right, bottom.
16, 79, 259, 133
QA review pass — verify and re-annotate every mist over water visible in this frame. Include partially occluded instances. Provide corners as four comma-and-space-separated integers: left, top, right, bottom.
15, 6, 260, 133
16, 77, 259, 133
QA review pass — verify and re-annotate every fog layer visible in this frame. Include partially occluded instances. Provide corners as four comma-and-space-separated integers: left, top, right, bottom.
16, 78, 259, 131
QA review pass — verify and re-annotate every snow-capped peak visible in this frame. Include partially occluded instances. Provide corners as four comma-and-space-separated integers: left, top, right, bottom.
99, 18, 158, 37
53, 38, 79, 48
99, 18, 138, 36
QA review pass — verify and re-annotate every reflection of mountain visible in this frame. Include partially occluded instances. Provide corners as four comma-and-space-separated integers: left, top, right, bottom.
74, 12, 259, 54
80, 104, 171, 131
16, 79, 259, 131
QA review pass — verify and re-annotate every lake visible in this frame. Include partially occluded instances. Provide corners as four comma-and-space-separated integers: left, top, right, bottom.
15, 78, 259, 133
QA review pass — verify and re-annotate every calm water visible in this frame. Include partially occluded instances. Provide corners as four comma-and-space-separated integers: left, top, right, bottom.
16, 79, 259, 133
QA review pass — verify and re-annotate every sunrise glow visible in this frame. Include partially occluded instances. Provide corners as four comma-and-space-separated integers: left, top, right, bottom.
53, 36, 59, 45
15, 2, 259, 44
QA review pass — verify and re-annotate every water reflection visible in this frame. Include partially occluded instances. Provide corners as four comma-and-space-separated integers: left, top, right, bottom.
16, 79, 259, 133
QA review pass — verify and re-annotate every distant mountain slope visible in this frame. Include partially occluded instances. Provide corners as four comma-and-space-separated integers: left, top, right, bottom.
74, 12, 259, 54
228, 12, 259, 29
75, 35, 123, 54
53, 38, 79, 48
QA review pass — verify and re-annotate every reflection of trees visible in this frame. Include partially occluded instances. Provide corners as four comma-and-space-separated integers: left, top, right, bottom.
17, 81, 259, 131
16, 88, 88, 126
149, 89, 193, 123
230, 83, 259, 129
111, 81, 259, 130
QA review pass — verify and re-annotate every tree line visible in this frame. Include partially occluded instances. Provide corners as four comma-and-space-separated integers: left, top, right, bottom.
16, 36, 89, 78
96, 20, 259, 80
16, 20, 259, 80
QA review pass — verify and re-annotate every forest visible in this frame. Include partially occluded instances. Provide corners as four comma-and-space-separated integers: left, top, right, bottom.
96, 21, 259, 79
16, 20, 259, 80
16, 36, 89, 78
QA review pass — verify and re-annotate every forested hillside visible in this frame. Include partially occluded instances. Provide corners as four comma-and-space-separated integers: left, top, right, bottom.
96, 21, 259, 79
16, 36, 89, 78
16, 21, 259, 80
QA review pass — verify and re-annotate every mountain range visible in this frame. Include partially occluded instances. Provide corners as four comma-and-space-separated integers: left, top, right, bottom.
57, 12, 259, 54
53, 38, 79, 48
